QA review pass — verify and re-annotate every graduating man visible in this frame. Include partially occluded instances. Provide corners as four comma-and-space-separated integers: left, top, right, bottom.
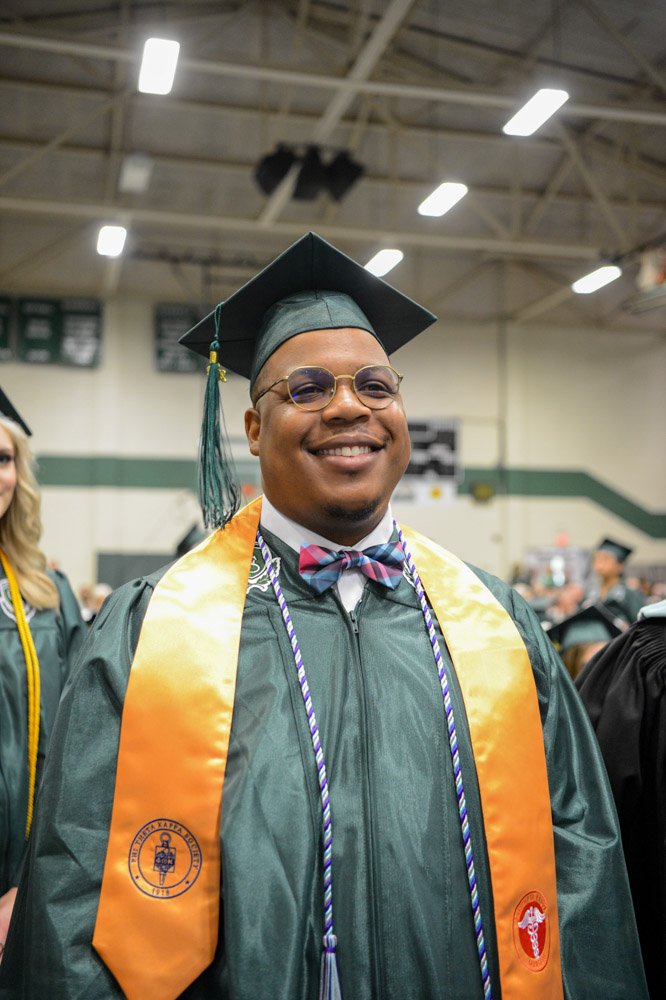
0, 234, 647, 1000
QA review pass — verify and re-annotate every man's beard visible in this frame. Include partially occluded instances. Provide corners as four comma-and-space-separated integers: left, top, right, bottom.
324, 498, 380, 524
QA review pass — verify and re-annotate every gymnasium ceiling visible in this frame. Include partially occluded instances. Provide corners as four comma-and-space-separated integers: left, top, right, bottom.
0, 0, 665, 331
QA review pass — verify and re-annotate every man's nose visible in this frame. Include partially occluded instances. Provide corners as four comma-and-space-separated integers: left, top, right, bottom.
322, 377, 370, 419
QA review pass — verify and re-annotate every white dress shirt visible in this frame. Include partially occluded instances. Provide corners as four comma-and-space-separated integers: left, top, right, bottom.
260, 496, 395, 612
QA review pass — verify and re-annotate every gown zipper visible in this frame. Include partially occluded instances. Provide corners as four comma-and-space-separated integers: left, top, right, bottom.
348, 596, 384, 997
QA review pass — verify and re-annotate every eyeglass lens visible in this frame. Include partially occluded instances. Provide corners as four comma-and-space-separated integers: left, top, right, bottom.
287, 366, 400, 410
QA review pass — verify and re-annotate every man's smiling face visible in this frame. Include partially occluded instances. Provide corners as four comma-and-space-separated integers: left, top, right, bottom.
245, 327, 411, 544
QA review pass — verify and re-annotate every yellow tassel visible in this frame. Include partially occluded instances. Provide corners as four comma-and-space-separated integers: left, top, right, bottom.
0, 550, 40, 838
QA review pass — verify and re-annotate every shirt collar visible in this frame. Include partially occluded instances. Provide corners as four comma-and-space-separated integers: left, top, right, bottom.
260, 496, 395, 554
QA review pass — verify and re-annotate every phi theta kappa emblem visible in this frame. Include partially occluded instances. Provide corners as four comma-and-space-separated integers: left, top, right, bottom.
129, 819, 201, 898
513, 889, 550, 971
247, 544, 281, 594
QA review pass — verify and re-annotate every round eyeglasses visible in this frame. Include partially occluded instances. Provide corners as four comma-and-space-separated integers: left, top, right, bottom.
253, 364, 403, 411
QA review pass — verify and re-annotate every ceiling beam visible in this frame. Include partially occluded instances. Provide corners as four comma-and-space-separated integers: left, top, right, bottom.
2, 75, 665, 188
512, 284, 579, 323
426, 259, 494, 312
0, 194, 602, 261
0, 221, 91, 283
556, 123, 630, 250
102, 0, 132, 205
0, 89, 128, 188
464, 189, 511, 240
521, 117, 614, 236
257, 0, 418, 224
296, 0, 660, 95
523, 156, 573, 235
0, 74, 553, 149
1, 30, 665, 127
0, 135, 663, 219
574, 0, 666, 97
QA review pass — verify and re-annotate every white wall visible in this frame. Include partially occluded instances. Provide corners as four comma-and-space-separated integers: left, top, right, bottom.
395, 316, 665, 572
3, 295, 665, 591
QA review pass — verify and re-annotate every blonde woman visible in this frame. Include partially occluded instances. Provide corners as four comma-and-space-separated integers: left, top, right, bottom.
0, 389, 86, 954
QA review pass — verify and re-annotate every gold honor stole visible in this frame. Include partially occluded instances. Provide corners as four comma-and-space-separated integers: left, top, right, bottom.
94, 498, 563, 1000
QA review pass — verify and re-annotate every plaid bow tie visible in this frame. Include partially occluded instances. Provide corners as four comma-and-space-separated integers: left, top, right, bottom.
299, 541, 404, 595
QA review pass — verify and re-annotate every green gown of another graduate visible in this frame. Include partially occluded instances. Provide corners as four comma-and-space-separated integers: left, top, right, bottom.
0, 566, 86, 894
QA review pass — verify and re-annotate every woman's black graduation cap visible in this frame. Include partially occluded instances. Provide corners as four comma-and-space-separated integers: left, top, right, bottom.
179, 232, 437, 531
0, 387, 31, 436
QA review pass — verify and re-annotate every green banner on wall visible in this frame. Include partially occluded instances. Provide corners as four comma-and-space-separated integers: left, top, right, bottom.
17, 298, 61, 363
155, 304, 203, 373
0, 298, 12, 361
15, 297, 102, 367
59, 298, 103, 368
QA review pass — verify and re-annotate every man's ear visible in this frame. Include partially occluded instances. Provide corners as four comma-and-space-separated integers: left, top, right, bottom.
245, 407, 261, 456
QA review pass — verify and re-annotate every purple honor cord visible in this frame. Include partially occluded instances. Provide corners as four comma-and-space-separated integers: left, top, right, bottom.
258, 531, 342, 1000
258, 527, 492, 1000
396, 524, 492, 1000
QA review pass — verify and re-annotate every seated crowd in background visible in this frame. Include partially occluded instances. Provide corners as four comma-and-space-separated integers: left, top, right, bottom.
512, 537, 663, 679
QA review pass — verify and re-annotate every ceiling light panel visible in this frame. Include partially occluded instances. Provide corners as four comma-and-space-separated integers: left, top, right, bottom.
365, 249, 404, 277
571, 265, 622, 294
418, 182, 468, 218
118, 153, 154, 194
97, 226, 127, 257
502, 88, 569, 136
138, 39, 180, 95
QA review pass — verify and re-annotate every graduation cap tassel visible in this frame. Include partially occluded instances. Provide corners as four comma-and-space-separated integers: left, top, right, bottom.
198, 318, 242, 529
319, 936, 343, 1000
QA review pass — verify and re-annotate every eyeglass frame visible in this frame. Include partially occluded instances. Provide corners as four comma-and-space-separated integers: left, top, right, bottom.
252, 364, 404, 411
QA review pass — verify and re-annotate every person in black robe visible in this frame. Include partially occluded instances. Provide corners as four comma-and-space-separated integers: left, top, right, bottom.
576, 601, 666, 1000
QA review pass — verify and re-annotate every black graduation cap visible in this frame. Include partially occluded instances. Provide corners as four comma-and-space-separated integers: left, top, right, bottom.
180, 232, 437, 389
0, 387, 31, 436
546, 603, 623, 654
595, 537, 633, 563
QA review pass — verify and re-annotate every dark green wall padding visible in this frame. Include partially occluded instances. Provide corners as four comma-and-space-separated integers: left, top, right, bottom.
460, 467, 665, 538
35, 455, 665, 538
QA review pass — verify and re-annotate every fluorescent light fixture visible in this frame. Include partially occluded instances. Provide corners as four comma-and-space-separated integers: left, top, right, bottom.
138, 38, 180, 95
365, 248, 404, 277
118, 153, 153, 193
502, 88, 569, 136
97, 225, 127, 257
571, 265, 622, 294
418, 182, 468, 217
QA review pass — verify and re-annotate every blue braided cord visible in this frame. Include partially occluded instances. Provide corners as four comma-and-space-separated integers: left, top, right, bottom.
258, 533, 338, 949
397, 524, 492, 1000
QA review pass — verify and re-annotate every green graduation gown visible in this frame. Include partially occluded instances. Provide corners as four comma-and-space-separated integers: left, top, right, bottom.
600, 582, 647, 626
0, 528, 647, 999
0, 567, 86, 895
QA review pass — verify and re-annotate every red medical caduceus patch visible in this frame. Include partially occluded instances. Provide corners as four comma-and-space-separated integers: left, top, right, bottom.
513, 890, 550, 971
